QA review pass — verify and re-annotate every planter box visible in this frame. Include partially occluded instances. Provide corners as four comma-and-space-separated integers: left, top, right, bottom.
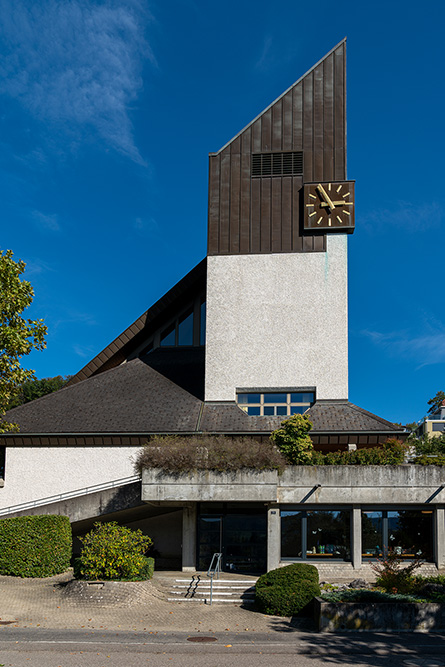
315, 597, 445, 632
141, 468, 278, 502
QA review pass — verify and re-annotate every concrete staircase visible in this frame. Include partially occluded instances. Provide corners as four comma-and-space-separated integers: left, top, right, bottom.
163, 574, 258, 604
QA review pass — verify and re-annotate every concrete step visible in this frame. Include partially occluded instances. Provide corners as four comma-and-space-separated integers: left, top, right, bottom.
167, 575, 257, 604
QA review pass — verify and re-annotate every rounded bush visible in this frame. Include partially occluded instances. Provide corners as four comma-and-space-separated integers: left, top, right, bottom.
78, 522, 153, 581
255, 563, 320, 616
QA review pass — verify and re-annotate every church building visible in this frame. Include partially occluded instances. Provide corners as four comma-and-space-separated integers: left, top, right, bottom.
1, 40, 443, 577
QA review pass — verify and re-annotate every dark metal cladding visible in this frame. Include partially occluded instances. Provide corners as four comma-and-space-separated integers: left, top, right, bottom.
207, 39, 346, 255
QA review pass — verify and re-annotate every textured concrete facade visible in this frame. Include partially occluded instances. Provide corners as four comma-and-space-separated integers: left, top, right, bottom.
204, 235, 348, 402
0, 446, 140, 510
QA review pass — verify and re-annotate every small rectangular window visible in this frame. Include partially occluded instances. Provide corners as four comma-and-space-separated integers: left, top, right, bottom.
0, 446, 5, 480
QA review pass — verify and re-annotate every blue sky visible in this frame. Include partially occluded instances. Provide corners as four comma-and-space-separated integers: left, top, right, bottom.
1, 0, 444, 426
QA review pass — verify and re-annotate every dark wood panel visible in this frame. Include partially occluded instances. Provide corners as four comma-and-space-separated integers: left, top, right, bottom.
260, 178, 271, 252
271, 177, 282, 252
272, 99, 282, 152
229, 138, 241, 253
323, 54, 335, 181
292, 84, 303, 150
240, 130, 251, 254
207, 155, 220, 255
282, 91, 293, 151
292, 177, 303, 252
281, 176, 292, 251
303, 73, 313, 183
252, 118, 262, 153
261, 108, 272, 152
313, 64, 324, 180
219, 149, 231, 254
334, 44, 346, 180
250, 178, 261, 253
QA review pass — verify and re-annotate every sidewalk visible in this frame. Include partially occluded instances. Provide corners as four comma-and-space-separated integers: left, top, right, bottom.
0, 571, 294, 634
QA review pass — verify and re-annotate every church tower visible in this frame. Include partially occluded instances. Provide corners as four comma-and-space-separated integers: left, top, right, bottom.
204, 39, 355, 406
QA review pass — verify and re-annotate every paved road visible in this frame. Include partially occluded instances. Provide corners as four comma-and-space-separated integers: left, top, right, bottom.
1, 628, 445, 667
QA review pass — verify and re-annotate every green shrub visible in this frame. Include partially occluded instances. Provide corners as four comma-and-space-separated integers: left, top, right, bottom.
321, 589, 424, 603
414, 455, 445, 466
371, 550, 423, 594
0, 515, 72, 577
270, 414, 314, 464
311, 439, 407, 466
255, 563, 320, 616
78, 522, 153, 581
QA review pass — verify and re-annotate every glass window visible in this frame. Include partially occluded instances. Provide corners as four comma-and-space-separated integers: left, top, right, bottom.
281, 511, 303, 559
432, 423, 445, 432
237, 391, 315, 416
362, 510, 433, 561
264, 393, 287, 403
178, 310, 193, 346
362, 511, 383, 558
247, 406, 261, 416
160, 324, 175, 346
281, 509, 351, 561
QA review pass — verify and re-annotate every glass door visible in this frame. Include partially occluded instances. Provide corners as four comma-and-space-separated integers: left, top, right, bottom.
197, 516, 222, 571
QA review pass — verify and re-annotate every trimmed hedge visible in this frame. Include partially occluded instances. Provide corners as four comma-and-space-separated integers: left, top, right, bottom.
255, 563, 320, 616
0, 514, 72, 577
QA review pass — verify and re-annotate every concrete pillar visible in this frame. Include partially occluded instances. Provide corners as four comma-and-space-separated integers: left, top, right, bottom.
435, 507, 445, 568
267, 505, 280, 572
182, 503, 197, 572
351, 505, 362, 569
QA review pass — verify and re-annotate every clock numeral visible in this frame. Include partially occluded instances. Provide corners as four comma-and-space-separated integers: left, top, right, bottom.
336, 215, 343, 224
336, 185, 342, 193
309, 211, 316, 217
317, 217, 323, 225
306, 203, 314, 207
309, 194, 317, 199
343, 210, 350, 216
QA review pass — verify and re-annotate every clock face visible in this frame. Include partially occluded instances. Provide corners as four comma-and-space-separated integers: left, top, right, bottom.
303, 181, 355, 233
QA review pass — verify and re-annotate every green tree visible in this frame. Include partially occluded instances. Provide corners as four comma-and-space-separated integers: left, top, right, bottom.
427, 391, 445, 415
0, 250, 47, 431
270, 413, 314, 464
7, 375, 71, 409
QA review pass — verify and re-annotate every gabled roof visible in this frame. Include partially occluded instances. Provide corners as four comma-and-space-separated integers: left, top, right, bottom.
67, 258, 206, 386
3, 369, 403, 437
5, 358, 202, 434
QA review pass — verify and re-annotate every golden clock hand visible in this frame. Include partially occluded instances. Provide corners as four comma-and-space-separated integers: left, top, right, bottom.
316, 184, 335, 210
320, 200, 354, 207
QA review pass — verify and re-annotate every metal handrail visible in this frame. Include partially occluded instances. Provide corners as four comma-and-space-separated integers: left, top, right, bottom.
206, 552, 222, 605
0, 474, 141, 517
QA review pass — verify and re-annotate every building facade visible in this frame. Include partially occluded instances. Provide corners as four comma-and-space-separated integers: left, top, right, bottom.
1, 40, 443, 576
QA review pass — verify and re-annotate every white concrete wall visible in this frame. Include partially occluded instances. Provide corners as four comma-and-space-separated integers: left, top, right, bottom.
205, 235, 349, 402
0, 446, 141, 510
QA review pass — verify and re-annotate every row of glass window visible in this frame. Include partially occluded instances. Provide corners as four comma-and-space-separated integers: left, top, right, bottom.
237, 392, 315, 416
281, 509, 433, 561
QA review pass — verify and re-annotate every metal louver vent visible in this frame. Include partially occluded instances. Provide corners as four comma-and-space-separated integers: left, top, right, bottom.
252, 152, 303, 177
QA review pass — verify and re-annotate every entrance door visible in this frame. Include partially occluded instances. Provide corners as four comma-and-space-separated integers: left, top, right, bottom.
198, 511, 267, 573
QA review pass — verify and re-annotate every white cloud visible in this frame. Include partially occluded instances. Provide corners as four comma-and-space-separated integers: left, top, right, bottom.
362, 326, 445, 368
0, 0, 154, 163
255, 36, 273, 71
31, 209, 60, 232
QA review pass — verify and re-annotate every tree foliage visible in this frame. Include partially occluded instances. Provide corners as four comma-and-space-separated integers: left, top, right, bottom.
7, 375, 71, 410
78, 522, 153, 581
0, 249, 47, 431
427, 391, 445, 415
270, 413, 314, 464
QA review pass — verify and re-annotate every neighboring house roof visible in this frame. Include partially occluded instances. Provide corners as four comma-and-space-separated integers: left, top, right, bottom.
3, 359, 403, 438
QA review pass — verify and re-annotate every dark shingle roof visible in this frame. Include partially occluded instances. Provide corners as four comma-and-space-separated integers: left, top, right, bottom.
4, 358, 202, 433
307, 400, 402, 432
3, 365, 403, 437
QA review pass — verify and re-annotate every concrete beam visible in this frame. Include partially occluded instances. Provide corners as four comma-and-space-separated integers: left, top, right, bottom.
267, 505, 280, 572
182, 503, 197, 572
